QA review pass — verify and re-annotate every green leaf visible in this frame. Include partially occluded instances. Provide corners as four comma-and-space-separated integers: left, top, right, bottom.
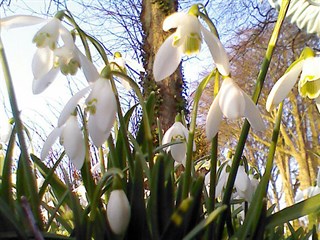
265, 194, 320, 229
183, 205, 227, 240
127, 155, 150, 239
31, 154, 70, 206
0, 198, 28, 239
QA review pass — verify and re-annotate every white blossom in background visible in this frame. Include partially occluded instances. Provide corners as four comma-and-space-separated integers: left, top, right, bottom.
41, 115, 85, 170
162, 122, 196, 166
206, 77, 265, 139
0, 14, 99, 94
266, 47, 320, 112
295, 167, 320, 203
0, 120, 13, 144
205, 161, 258, 202
153, 5, 230, 81
107, 189, 131, 235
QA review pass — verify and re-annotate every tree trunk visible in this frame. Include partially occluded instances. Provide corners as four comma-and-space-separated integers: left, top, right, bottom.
140, 0, 187, 134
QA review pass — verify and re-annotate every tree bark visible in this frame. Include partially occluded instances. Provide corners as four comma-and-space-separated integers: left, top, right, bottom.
140, 0, 187, 133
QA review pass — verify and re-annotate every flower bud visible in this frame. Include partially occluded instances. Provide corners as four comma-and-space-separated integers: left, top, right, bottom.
107, 189, 131, 235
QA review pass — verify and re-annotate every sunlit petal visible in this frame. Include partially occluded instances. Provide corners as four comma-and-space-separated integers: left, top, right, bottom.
266, 60, 303, 111
41, 127, 62, 160
219, 78, 246, 119
201, 25, 230, 76
163, 12, 186, 31
153, 35, 183, 81
243, 91, 265, 131
0, 15, 46, 29
32, 67, 59, 94
77, 48, 100, 82
58, 86, 91, 127
32, 47, 54, 79
206, 93, 223, 139
61, 116, 85, 170
59, 24, 74, 48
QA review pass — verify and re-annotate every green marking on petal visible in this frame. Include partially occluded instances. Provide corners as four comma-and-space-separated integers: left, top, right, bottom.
86, 98, 98, 114
172, 35, 181, 47
183, 33, 201, 55
188, 4, 199, 17
300, 47, 315, 60
299, 78, 320, 99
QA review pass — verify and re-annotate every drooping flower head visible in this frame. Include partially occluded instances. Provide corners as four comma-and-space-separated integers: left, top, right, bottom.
206, 77, 265, 139
162, 121, 196, 166
58, 66, 117, 147
153, 4, 230, 81
266, 47, 320, 112
0, 13, 99, 94
41, 114, 85, 170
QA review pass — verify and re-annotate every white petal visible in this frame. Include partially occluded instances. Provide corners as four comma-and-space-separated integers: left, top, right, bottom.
77, 48, 99, 82
201, 25, 230, 76
235, 166, 249, 192
0, 122, 12, 144
59, 24, 74, 48
170, 143, 187, 166
58, 86, 91, 127
316, 96, 320, 113
163, 12, 187, 31
300, 57, 320, 81
41, 127, 62, 160
153, 35, 183, 81
0, 15, 46, 29
32, 68, 59, 94
215, 166, 229, 198
243, 92, 266, 131
88, 117, 108, 147
61, 116, 85, 170
32, 47, 54, 79
87, 79, 116, 146
219, 78, 246, 119
162, 124, 176, 146
206, 93, 223, 139
266, 60, 303, 111
107, 190, 131, 235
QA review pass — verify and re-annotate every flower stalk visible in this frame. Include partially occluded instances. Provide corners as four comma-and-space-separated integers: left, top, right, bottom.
216, 0, 291, 237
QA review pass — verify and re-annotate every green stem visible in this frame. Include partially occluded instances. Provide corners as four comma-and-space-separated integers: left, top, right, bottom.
182, 71, 215, 199
216, 0, 290, 237
238, 103, 283, 239
0, 37, 42, 227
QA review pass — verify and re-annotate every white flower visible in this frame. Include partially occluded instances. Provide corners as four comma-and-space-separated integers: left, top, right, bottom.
32, 45, 99, 94
0, 14, 99, 94
206, 77, 265, 139
266, 51, 320, 112
162, 122, 195, 166
41, 115, 85, 170
153, 6, 230, 81
107, 189, 131, 235
0, 121, 13, 144
110, 52, 145, 90
59, 77, 117, 147
205, 162, 255, 202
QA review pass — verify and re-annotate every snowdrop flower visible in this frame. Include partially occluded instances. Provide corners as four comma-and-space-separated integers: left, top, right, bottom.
266, 47, 320, 112
205, 162, 255, 202
206, 77, 265, 139
41, 115, 85, 170
162, 122, 195, 166
0, 120, 13, 144
153, 4, 230, 81
0, 14, 99, 94
295, 167, 320, 202
59, 73, 117, 147
107, 189, 131, 235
